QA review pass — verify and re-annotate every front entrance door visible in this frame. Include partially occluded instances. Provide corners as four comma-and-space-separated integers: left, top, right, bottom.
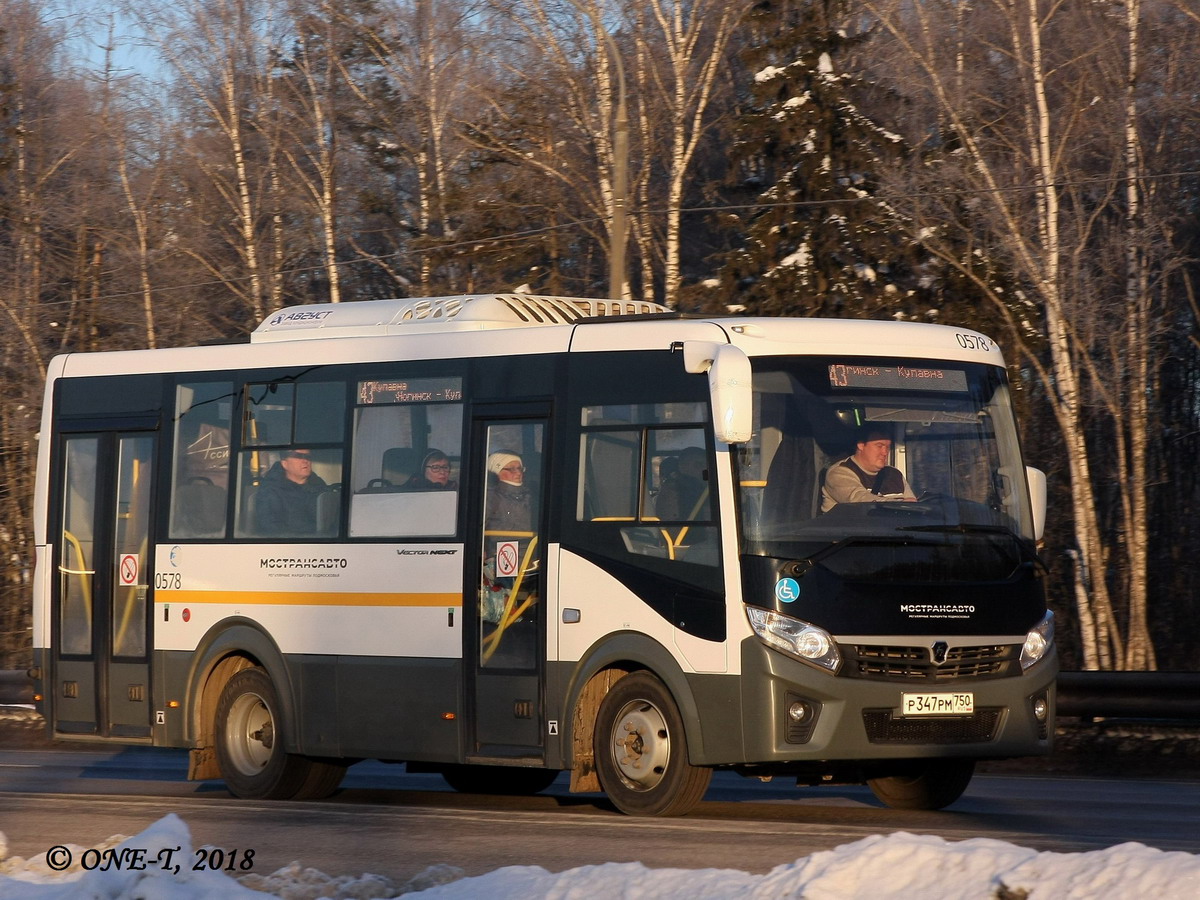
468, 415, 547, 756
52, 431, 155, 738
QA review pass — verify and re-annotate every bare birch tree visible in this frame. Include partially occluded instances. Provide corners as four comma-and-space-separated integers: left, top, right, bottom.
144, 0, 288, 324
862, 0, 1198, 670
476, 0, 747, 304
0, 1, 102, 666
631, 0, 750, 306
273, 0, 370, 304
330, 0, 486, 294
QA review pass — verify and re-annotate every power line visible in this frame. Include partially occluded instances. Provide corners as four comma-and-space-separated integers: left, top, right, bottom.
7, 167, 1200, 314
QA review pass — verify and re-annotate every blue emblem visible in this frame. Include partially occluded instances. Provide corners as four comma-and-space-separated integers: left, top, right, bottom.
775, 577, 800, 603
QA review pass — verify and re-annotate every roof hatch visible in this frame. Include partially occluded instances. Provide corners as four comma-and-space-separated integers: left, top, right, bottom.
252, 294, 670, 342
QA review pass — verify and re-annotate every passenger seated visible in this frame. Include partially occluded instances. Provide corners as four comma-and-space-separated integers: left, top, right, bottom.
256, 448, 329, 535
655, 447, 709, 520
403, 449, 457, 490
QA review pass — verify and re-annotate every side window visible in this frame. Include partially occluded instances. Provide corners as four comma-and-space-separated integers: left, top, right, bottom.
235, 379, 345, 539
646, 430, 712, 522
577, 403, 717, 567
579, 430, 640, 520
348, 376, 463, 538
169, 381, 234, 539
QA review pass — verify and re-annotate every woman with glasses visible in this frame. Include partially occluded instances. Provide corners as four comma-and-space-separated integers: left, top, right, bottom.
404, 449, 458, 490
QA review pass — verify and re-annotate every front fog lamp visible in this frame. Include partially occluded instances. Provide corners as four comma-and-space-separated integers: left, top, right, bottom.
747, 607, 841, 672
1019, 611, 1055, 671
1032, 695, 1049, 722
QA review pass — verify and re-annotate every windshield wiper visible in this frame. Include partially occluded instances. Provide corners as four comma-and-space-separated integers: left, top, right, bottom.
895, 523, 1014, 535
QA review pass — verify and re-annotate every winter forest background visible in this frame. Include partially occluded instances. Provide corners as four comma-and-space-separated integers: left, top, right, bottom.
2, 0, 1199, 674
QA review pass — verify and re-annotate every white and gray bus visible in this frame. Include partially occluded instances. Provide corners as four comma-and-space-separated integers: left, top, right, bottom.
29, 293, 1055, 814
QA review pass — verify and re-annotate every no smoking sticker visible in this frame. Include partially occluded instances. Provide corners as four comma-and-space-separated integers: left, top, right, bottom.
119, 554, 139, 586
495, 541, 520, 578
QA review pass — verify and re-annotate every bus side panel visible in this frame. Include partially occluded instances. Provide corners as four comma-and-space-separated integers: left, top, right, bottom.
335, 655, 460, 760
158, 641, 464, 761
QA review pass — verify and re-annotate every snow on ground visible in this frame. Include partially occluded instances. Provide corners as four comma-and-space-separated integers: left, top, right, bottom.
3, 815, 1200, 899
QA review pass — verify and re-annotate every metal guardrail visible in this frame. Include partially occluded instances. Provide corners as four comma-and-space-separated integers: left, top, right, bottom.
1056, 671, 1200, 720
0, 670, 33, 705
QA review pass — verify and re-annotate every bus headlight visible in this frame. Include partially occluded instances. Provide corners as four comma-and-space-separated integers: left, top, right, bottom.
747, 608, 841, 672
1019, 611, 1055, 670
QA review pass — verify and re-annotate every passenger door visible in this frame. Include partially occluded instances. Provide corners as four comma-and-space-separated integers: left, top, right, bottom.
52, 430, 155, 738
467, 413, 548, 757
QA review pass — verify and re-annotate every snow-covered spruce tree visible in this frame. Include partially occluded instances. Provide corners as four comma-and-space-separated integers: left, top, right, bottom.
715, 1, 931, 319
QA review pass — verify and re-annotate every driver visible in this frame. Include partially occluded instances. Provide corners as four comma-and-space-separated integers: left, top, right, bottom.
820, 428, 916, 511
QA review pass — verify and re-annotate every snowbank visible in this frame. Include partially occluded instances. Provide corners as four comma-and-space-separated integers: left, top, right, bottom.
4, 814, 1200, 899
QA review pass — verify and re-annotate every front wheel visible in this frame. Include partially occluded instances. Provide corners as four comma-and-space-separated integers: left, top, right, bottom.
215, 667, 341, 800
867, 758, 975, 810
593, 672, 711, 817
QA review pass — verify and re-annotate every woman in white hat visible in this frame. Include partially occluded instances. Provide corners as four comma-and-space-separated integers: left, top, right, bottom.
484, 450, 533, 537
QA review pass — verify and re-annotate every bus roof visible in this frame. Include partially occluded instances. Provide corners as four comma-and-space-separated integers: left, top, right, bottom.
48, 296, 1007, 380
250, 294, 1007, 366
251, 294, 670, 342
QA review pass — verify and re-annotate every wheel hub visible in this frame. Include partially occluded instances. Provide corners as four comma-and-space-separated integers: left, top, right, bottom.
612, 701, 670, 791
227, 692, 273, 774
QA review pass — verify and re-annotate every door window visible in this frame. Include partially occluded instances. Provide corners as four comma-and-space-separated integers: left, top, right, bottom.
59, 438, 99, 656
479, 422, 544, 669
112, 436, 153, 658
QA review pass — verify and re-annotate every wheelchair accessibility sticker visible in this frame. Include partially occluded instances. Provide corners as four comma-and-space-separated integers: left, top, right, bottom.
775, 577, 800, 603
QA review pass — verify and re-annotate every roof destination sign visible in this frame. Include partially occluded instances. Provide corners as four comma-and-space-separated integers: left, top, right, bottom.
828, 364, 969, 393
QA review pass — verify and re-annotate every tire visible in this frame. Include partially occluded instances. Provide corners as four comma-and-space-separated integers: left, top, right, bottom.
291, 757, 348, 801
867, 758, 975, 810
215, 667, 317, 800
441, 764, 560, 795
593, 672, 711, 817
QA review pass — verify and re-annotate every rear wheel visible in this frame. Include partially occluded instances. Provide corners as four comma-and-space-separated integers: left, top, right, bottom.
440, 764, 560, 795
215, 667, 342, 800
593, 672, 711, 817
291, 756, 348, 800
867, 758, 975, 810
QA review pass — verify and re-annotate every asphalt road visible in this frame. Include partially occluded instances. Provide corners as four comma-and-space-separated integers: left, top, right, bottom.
2, 744, 1200, 886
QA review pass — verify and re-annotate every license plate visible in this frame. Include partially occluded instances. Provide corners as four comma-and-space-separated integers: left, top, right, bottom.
900, 692, 974, 716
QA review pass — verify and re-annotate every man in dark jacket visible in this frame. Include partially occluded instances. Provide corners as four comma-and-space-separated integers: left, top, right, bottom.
255, 448, 329, 535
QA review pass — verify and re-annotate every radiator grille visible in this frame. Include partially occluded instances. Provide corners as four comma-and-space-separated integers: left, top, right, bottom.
847, 643, 1017, 682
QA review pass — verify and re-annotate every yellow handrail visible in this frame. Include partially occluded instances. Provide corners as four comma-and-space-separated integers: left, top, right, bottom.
481, 535, 539, 663
58, 530, 94, 622
114, 453, 150, 654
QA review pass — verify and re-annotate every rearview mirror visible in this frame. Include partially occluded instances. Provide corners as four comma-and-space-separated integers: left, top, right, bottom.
1026, 466, 1047, 541
682, 342, 752, 444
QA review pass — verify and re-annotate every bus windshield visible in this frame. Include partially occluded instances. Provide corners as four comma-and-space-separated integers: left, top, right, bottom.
738, 357, 1036, 582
